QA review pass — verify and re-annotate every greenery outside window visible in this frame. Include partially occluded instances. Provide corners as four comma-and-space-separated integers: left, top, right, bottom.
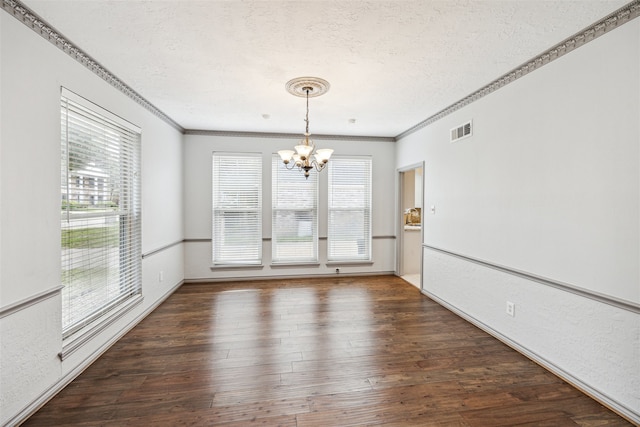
272, 155, 318, 263
327, 156, 372, 261
212, 152, 262, 265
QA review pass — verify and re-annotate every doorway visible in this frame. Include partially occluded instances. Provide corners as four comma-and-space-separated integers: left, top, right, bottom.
397, 163, 424, 289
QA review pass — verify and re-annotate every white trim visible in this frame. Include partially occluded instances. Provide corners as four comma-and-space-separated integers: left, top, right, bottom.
185, 271, 395, 283
396, 161, 425, 280
184, 235, 396, 244
61, 87, 141, 133
186, 129, 395, 142
3, 0, 638, 140
423, 244, 640, 313
396, 1, 640, 140
0, 0, 183, 132
270, 262, 321, 268
0, 286, 63, 319
325, 261, 374, 266
60, 294, 144, 360
141, 240, 183, 259
210, 264, 264, 270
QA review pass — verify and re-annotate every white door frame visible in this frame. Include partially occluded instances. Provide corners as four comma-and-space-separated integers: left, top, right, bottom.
396, 162, 425, 288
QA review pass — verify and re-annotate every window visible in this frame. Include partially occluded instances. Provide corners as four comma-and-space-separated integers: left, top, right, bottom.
60, 88, 141, 339
212, 153, 262, 264
272, 155, 318, 263
328, 156, 372, 261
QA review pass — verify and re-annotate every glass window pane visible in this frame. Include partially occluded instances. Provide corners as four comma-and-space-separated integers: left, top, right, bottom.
272, 156, 318, 263
60, 91, 141, 339
328, 157, 372, 261
212, 153, 262, 264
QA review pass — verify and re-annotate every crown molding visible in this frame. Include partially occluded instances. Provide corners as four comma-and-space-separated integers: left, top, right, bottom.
185, 129, 396, 142
4, 0, 638, 141
2, 0, 185, 133
395, 0, 640, 141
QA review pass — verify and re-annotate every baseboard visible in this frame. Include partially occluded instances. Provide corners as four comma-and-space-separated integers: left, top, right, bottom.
5, 280, 184, 427
420, 289, 640, 426
184, 271, 396, 283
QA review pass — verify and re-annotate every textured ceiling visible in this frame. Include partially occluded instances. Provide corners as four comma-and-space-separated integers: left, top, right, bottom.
22, 0, 629, 137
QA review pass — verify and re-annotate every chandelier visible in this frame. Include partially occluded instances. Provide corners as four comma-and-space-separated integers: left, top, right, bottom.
277, 77, 333, 179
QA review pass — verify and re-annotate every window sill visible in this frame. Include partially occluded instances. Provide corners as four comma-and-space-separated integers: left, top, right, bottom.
60, 294, 144, 361
326, 260, 374, 266
210, 264, 264, 271
270, 262, 321, 268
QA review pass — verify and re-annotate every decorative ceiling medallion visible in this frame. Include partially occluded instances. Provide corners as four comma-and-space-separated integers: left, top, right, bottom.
285, 77, 330, 98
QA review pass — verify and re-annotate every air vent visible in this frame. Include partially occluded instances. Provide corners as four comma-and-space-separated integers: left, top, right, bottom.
450, 120, 472, 142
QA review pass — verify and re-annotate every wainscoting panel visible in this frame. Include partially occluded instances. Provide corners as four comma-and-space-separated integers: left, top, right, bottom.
421, 247, 640, 423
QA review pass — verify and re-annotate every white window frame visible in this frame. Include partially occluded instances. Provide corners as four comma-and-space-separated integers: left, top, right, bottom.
271, 155, 319, 264
60, 88, 142, 350
327, 156, 372, 262
211, 152, 263, 265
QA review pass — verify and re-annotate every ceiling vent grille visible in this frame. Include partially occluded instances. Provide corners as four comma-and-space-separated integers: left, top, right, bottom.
450, 120, 472, 142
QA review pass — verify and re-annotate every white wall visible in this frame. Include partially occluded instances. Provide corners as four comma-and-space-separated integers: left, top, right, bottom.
0, 14, 184, 426
396, 20, 640, 421
183, 134, 396, 281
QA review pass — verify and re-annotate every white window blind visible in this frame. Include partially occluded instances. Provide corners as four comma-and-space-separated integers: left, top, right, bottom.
212, 153, 262, 264
60, 89, 141, 339
272, 155, 318, 263
328, 156, 372, 261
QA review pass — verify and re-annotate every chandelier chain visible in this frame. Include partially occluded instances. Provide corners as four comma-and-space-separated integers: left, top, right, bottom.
305, 88, 310, 135
278, 77, 333, 178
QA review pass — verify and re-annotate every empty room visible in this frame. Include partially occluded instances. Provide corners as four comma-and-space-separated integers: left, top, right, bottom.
1, 0, 639, 425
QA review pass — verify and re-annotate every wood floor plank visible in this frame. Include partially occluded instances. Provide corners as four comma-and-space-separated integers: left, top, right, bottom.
122, 412, 300, 427
22, 276, 633, 426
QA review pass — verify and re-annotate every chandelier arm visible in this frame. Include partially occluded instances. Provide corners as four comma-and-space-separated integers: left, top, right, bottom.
311, 160, 327, 172
283, 161, 297, 171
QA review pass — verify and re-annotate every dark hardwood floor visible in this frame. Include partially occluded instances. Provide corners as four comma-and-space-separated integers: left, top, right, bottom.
24, 276, 631, 426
